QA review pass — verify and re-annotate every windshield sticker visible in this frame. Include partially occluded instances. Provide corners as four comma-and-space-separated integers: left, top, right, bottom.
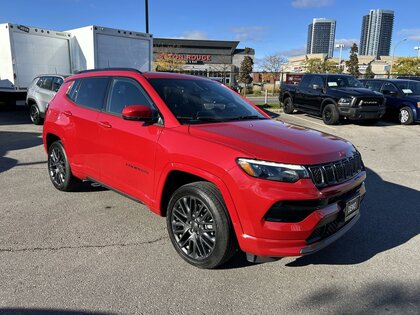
328, 82, 338, 87
402, 89, 413, 94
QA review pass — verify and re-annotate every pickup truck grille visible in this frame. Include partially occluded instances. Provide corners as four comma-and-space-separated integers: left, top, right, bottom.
308, 152, 364, 187
356, 97, 383, 107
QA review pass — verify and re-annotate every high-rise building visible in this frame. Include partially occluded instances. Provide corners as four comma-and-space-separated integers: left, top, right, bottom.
359, 9, 394, 58
307, 18, 336, 58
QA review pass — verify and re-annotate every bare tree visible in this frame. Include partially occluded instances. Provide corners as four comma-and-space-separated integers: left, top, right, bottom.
261, 53, 288, 93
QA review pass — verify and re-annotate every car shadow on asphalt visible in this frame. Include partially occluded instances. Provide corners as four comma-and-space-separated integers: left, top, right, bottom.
0, 107, 32, 125
0, 130, 43, 173
286, 167, 420, 267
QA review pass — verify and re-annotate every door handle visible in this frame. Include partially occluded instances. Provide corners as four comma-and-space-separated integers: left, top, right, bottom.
98, 121, 112, 128
63, 110, 72, 117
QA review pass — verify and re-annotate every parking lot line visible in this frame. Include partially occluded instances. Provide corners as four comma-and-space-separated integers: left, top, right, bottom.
284, 115, 336, 130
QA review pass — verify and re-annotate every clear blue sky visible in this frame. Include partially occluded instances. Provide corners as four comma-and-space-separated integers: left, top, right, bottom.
1, 0, 420, 62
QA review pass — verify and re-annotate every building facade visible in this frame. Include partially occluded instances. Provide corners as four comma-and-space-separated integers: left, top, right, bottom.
359, 9, 394, 58
307, 18, 336, 58
153, 38, 254, 85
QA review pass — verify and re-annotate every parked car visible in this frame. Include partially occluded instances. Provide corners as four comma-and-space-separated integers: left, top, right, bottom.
26, 75, 68, 125
396, 76, 420, 82
360, 79, 420, 125
43, 68, 366, 268
280, 74, 386, 125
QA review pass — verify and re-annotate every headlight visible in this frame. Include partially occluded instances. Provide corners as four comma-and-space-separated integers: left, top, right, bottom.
237, 158, 309, 183
338, 97, 353, 106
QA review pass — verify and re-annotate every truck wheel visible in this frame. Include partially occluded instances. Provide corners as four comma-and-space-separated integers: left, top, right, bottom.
399, 107, 414, 125
166, 181, 236, 269
322, 104, 340, 125
283, 97, 295, 114
48, 141, 81, 191
30, 103, 43, 125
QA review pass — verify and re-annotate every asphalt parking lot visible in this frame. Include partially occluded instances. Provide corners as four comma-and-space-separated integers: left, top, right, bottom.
0, 109, 419, 314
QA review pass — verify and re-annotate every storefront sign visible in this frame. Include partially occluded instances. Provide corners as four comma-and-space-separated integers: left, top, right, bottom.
159, 53, 212, 64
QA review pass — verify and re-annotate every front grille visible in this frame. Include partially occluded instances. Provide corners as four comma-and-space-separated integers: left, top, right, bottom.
308, 152, 364, 187
306, 216, 346, 244
356, 97, 383, 107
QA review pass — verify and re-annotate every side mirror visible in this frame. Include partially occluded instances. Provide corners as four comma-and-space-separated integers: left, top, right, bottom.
122, 105, 155, 122
382, 90, 398, 96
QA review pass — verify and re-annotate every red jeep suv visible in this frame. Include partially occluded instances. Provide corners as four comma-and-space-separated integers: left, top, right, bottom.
43, 69, 366, 268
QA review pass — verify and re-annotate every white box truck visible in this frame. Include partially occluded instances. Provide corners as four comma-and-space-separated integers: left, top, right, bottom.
0, 23, 71, 99
67, 25, 153, 73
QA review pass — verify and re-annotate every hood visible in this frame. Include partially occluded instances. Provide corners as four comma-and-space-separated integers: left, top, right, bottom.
329, 87, 383, 97
189, 120, 355, 165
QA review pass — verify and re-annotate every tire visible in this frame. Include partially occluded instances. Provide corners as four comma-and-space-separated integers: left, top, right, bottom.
29, 103, 44, 125
322, 104, 340, 125
48, 141, 81, 191
399, 107, 414, 125
166, 181, 236, 269
283, 97, 295, 114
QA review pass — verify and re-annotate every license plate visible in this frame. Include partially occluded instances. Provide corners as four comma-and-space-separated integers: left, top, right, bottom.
345, 195, 360, 221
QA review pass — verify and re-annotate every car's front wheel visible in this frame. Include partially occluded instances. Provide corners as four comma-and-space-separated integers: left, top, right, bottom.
322, 104, 340, 125
48, 141, 81, 191
29, 103, 43, 125
166, 182, 236, 269
399, 107, 414, 125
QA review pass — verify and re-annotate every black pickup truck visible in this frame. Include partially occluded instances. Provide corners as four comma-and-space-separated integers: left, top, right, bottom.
280, 74, 386, 125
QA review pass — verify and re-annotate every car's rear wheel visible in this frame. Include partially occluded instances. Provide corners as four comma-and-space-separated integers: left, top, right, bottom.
48, 141, 81, 191
322, 104, 340, 125
283, 97, 295, 114
399, 107, 414, 125
166, 182, 236, 269
30, 103, 43, 125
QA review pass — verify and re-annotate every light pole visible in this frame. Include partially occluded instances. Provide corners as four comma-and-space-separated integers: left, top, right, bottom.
414, 46, 420, 58
145, 0, 149, 33
335, 44, 344, 71
390, 38, 407, 77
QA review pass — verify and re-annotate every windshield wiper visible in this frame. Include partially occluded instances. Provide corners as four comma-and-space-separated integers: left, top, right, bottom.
225, 115, 268, 121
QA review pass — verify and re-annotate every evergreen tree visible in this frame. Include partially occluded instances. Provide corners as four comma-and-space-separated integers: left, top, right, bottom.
238, 56, 254, 84
346, 43, 360, 76
364, 62, 375, 78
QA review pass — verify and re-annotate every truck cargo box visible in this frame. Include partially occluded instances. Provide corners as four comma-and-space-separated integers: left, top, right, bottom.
0, 23, 71, 92
67, 25, 152, 73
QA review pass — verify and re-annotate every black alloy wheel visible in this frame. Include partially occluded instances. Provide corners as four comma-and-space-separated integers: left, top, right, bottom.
48, 141, 81, 191
322, 104, 339, 125
283, 97, 295, 114
167, 182, 236, 269
30, 103, 43, 125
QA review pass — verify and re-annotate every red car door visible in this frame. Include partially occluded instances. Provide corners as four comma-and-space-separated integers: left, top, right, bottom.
65, 77, 110, 179
96, 77, 163, 204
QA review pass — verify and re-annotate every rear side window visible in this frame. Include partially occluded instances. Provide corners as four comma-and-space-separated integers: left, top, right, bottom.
365, 81, 382, 92
300, 75, 313, 89
71, 77, 110, 110
40, 76, 53, 90
36, 77, 44, 88
52, 77, 64, 92
107, 78, 153, 115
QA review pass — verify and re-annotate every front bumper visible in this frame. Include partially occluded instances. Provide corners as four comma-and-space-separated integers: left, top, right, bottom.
338, 105, 386, 120
227, 167, 366, 258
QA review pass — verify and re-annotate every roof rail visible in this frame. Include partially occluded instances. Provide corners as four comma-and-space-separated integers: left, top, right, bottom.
76, 68, 143, 75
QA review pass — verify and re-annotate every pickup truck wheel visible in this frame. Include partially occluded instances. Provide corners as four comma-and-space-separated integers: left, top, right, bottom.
30, 103, 43, 125
48, 141, 81, 191
167, 182, 236, 269
399, 107, 414, 125
283, 97, 295, 114
322, 104, 340, 125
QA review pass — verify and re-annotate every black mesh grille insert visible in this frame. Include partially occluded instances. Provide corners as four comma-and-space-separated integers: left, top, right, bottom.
308, 152, 364, 188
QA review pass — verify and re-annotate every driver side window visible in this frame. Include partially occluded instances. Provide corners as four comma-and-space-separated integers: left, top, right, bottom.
107, 78, 153, 115
381, 82, 398, 94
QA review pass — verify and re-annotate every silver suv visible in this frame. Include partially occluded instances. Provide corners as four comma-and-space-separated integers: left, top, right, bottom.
26, 75, 68, 125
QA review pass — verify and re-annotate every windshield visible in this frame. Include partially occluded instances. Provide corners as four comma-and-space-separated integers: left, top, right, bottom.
147, 78, 267, 124
326, 76, 364, 88
394, 80, 420, 95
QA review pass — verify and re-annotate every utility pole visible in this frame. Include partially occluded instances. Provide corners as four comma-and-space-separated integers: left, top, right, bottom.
145, 0, 149, 33
414, 46, 420, 59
